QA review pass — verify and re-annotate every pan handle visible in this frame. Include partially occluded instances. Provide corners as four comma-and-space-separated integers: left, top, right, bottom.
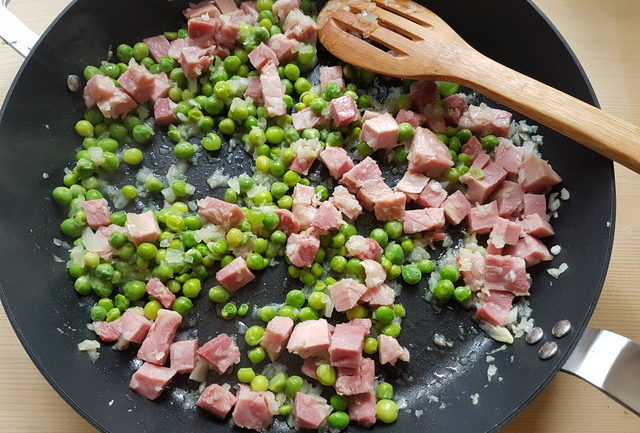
0, 1, 40, 58
560, 327, 640, 415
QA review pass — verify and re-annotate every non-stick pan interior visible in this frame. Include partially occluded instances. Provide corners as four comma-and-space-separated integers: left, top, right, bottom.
0, 1, 614, 432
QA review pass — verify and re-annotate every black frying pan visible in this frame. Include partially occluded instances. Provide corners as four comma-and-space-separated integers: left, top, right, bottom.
0, 0, 625, 432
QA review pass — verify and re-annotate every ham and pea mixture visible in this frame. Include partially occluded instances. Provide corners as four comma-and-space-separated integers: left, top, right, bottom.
55, 0, 562, 430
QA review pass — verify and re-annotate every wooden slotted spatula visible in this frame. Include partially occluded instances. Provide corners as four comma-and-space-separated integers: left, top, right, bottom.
317, 0, 640, 173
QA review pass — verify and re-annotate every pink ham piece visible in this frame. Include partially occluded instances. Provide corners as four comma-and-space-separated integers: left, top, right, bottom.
504, 234, 552, 267
396, 109, 425, 128
485, 254, 531, 295
357, 180, 393, 212
422, 101, 446, 134
340, 156, 383, 193
475, 291, 516, 326
187, 15, 220, 47
184, 1, 220, 19
168, 38, 190, 60
215, 14, 240, 48
467, 201, 499, 234
345, 235, 383, 261
361, 259, 386, 288
248, 42, 279, 71
456, 248, 485, 292
329, 319, 371, 369
442, 190, 472, 225
154, 98, 178, 125
330, 95, 360, 126
126, 211, 161, 245
214, 0, 238, 14
523, 193, 548, 219
232, 386, 277, 431
292, 184, 319, 230
349, 391, 377, 427
374, 191, 406, 222
319, 65, 345, 90
197, 333, 240, 374
489, 217, 522, 248
470, 152, 490, 170
319, 147, 354, 180
330, 185, 362, 221
329, 278, 369, 312
295, 393, 332, 429
129, 362, 176, 400
274, 208, 300, 236
335, 357, 375, 396
244, 76, 263, 102
409, 80, 438, 108
395, 171, 429, 201
197, 383, 237, 418
260, 62, 287, 117
137, 309, 182, 365
286, 230, 320, 267
149, 72, 171, 102
261, 316, 295, 361
215, 257, 255, 292
120, 309, 152, 344
457, 104, 513, 137
94, 318, 122, 342
289, 138, 322, 175
486, 239, 503, 255
240, 1, 259, 23
460, 135, 483, 159
85, 226, 120, 261
272, 0, 300, 20
408, 127, 454, 176
520, 213, 554, 238
493, 180, 525, 217
83, 74, 137, 119
267, 33, 297, 62
283, 8, 317, 42
378, 334, 410, 365
291, 106, 328, 131
403, 208, 445, 234
146, 278, 176, 308
287, 318, 332, 358
360, 283, 395, 307
81, 198, 111, 230
494, 139, 523, 176
198, 196, 245, 229
362, 110, 382, 122
301, 357, 320, 379
360, 113, 399, 150
143, 35, 171, 62
170, 339, 198, 373
416, 179, 448, 208
180, 45, 213, 78
312, 201, 343, 234
519, 153, 562, 193
460, 161, 508, 204
443, 93, 469, 124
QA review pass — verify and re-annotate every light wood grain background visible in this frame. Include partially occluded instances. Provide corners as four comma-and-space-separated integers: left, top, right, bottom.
1, 0, 639, 431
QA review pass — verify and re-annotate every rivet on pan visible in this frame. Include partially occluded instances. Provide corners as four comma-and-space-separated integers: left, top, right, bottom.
526, 327, 544, 345
552, 320, 572, 338
538, 341, 558, 360
67, 74, 81, 92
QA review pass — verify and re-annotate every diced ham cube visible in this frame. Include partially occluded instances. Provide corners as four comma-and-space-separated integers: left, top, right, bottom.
295, 393, 332, 430
197, 333, 241, 374
408, 127, 454, 176
489, 217, 522, 248
330, 185, 362, 221
329, 319, 371, 369
330, 95, 360, 126
409, 80, 437, 109
81, 198, 111, 230
395, 109, 425, 128
349, 392, 376, 427
261, 316, 294, 361
456, 248, 485, 292
523, 193, 548, 220
457, 104, 512, 137
267, 33, 297, 62
244, 76, 263, 102
443, 93, 469, 124
287, 318, 332, 358
168, 38, 190, 60
329, 278, 369, 312
471, 152, 491, 170
292, 184, 319, 230
146, 278, 176, 308
475, 290, 516, 326
416, 179, 447, 208
232, 385, 276, 431
312, 201, 343, 234
187, 15, 220, 47
357, 180, 393, 212
170, 339, 198, 373
301, 357, 320, 380
94, 318, 122, 342
519, 153, 562, 193
260, 62, 286, 117
283, 8, 317, 42
85, 225, 120, 261
137, 309, 183, 365
198, 196, 245, 229
467, 201, 499, 234
248, 42, 279, 71
320, 65, 345, 90
126, 211, 161, 245
149, 73, 171, 103
289, 138, 322, 175
360, 283, 395, 307
143, 35, 171, 62
486, 239, 503, 255
83, 74, 137, 119
184, 1, 220, 19
214, 0, 238, 14
520, 213, 555, 238
442, 190, 472, 225
180, 45, 214, 78
494, 139, 523, 176
403, 208, 445, 234
361, 259, 386, 288
492, 181, 525, 217
129, 362, 176, 400
503, 234, 552, 267
274, 208, 300, 235
291, 106, 328, 131
378, 334, 410, 365
374, 191, 406, 222
319, 147, 354, 180
286, 230, 320, 267
120, 309, 152, 344
272, 0, 300, 20
335, 358, 375, 396
340, 157, 383, 193
345, 235, 383, 261
360, 113, 399, 150
215, 257, 255, 292
422, 101, 446, 134
460, 135, 483, 159
215, 14, 240, 48
197, 383, 237, 418
240, 1, 259, 23
394, 172, 430, 201
485, 254, 531, 295
460, 161, 508, 204
154, 97, 178, 125
362, 110, 382, 122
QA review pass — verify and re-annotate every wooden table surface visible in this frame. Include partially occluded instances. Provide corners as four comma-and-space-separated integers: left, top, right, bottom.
1, 0, 639, 431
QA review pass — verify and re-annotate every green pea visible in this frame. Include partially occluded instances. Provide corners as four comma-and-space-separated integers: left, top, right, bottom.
278, 305, 299, 321
90, 305, 107, 322
401, 264, 422, 284
52, 187, 73, 205
95, 263, 114, 281
237, 367, 256, 383
363, 337, 378, 354
173, 141, 195, 160
116, 44, 134, 63
316, 363, 337, 386
277, 194, 292, 209
376, 399, 398, 423
433, 279, 455, 301
370, 228, 389, 247
141, 300, 161, 320
384, 221, 403, 239
328, 411, 350, 430
398, 122, 414, 141
123, 280, 146, 301
346, 258, 364, 277
330, 394, 349, 411
245, 325, 265, 346
248, 346, 266, 363
376, 382, 394, 400
481, 134, 500, 151
438, 81, 460, 97
205, 285, 228, 304
374, 306, 394, 324
249, 375, 269, 392
258, 305, 277, 323
284, 289, 305, 308
221, 302, 237, 319
298, 307, 318, 321
416, 259, 434, 274
456, 128, 473, 143
75, 120, 94, 137
182, 279, 202, 298
132, 124, 153, 144
384, 244, 405, 265
439, 265, 460, 282
132, 42, 149, 61
74, 276, 92, 295
381, 322, 401, 338
61, 219, 83, 237
454, 285, 472, 304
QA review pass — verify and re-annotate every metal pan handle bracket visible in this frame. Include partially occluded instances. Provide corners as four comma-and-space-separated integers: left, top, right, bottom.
0, 0, 40, 58
561, 327, 640, 415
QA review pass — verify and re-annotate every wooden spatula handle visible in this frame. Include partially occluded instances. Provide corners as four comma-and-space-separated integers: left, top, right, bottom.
447, 49, 640, 173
